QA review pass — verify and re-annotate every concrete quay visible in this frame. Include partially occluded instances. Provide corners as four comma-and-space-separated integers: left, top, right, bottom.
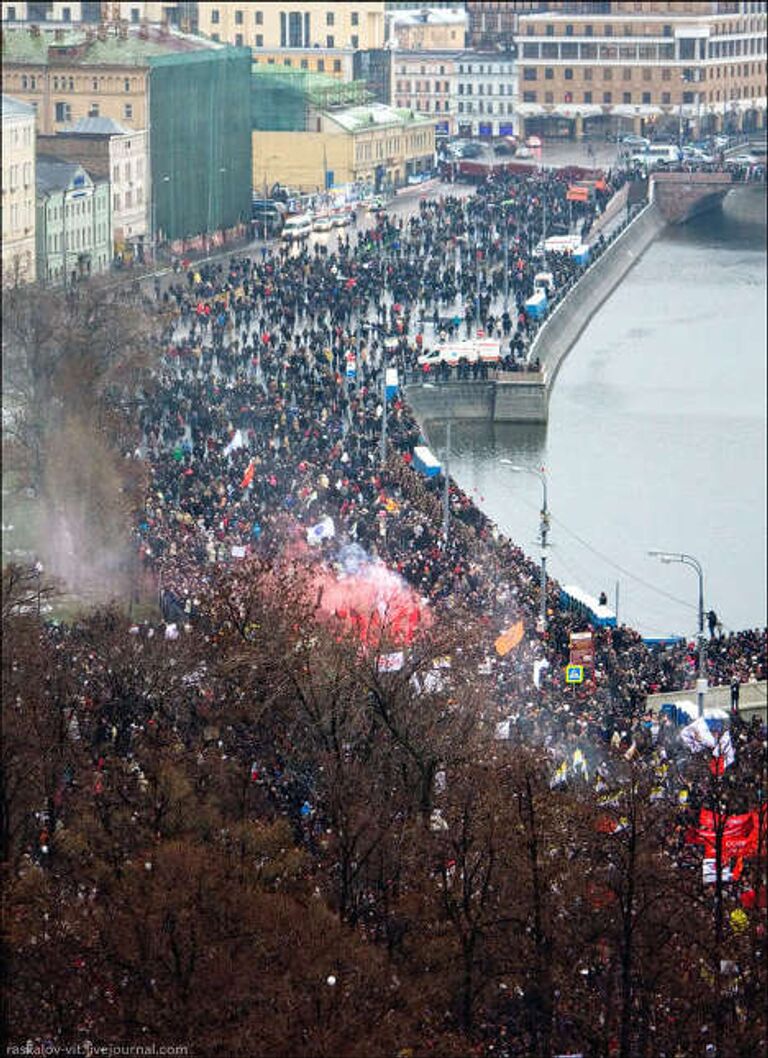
645, 680, 767, 723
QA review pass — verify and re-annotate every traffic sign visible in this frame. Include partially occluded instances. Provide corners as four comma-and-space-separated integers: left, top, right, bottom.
565, 665, 584, 684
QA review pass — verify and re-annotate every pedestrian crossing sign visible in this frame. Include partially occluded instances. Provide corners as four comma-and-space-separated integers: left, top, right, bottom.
565, 665, 584, 684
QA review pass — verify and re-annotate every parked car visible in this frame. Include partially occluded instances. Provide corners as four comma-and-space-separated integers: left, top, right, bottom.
619, 134, 651, 151
682, 146, 715, 164
369, 196, 387, 212
515, 145, 534, 159
312, 214, 334, 233
526, 135, 543, 148
725, 152, 760, 167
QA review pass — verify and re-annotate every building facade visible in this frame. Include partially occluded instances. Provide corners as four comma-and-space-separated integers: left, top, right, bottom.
466, 1, 541, 50
251, 47, 356, 79
514, 2, 767, 139
253, 102, 436, 193
2, 24, 252, 249
455, 51, 517, 137
35, 156, 111, 283
393, 50, 457, 135
37, 115, 148, 261
1, 94, 37, 284
390, 7, 467, 50
197, 2, 386, 52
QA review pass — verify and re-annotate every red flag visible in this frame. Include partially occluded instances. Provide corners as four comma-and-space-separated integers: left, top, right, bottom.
240, 460, 255, 489
685, 809, 758, 859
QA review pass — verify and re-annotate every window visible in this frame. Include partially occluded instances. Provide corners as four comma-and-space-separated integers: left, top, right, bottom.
604, 25, 613, 36
623, 92, 631, 103
256, 33, 263, 46
522, 43, 539, 58
524, 68, 537, 80
130, 7, 140, 22
584, 90, 593, 103
582, 43, 597, 59
327, 34, 334, 47
327, 11, 334, 25
523, 91, 537, 102
546, 25, 554, 36
92, 77, 98, 91
564, 91, 572, 103
542, 42, 558, 58
661, 91, 670, 104
55, 102, 71, 123
288, 11, 302, 46
663, 24, 672, 37
642, 91, 651, 104
603, 68, 612, 80
585, 25, 593, 37
584, 67, 592, 81
61, 6, 71, 21
124, 78, 130, 92
682, 91, 695, 104
124, 104, 133, 119
235, 33, 243, 46
544, 91, 553, 103
317, 60, 325, 71
661, 68, 671, 81
7, 6, 16, 18
603, 91, 612, 103
351, 11, 359, 26
255, 10, 263, 24
89, 103, 99, 116
565, 24, 574, 36
333, 59, 342, 72
642, 67, 651, 81
283, 58, 292, 66
21, 74, 28, 89
564, 68, 573, 80
211, 9, 219, 23
561, 42, 578, 58
351, 35, 358, 48
544, 67, 553, 81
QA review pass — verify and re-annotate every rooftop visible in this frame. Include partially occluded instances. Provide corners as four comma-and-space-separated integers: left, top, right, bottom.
1, 24, 230, 66
1, 93, 36, 119
61, 115, 132, 136
324, 102, 436, 132
392, 8, 467, 26
36, 156, 90, 194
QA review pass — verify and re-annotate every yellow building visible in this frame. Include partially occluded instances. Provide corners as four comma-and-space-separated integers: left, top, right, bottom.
198, 1, 385, 52
1, 93, 37, 285
391, 7, 467, 51
514, 2, 768, 139
252, 47, 355, 79
252, 102, 436, 193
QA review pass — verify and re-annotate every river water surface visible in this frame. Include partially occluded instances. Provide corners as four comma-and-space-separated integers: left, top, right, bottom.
438, 202, 767, 639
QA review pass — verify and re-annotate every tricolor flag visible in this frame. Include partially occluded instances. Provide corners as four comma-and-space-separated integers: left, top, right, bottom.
680, 716, 716, 754
550, 761, 568, 789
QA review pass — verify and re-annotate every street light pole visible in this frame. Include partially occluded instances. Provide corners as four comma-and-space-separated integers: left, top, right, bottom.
648, 550, 707, 717
501, 460, 549, 632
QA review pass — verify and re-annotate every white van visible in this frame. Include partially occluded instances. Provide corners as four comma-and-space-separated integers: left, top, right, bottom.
281, 214, 313, 241
629, 144, 681, 169
417, 339, 501, 368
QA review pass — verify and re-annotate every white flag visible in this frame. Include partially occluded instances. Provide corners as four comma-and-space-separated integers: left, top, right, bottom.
223, 429, 245, 456
702, 859, 733, 885
711, 730, 736, 772
680, 716, 716, 754
306, 516, 335, 546
378, 651, 404, 673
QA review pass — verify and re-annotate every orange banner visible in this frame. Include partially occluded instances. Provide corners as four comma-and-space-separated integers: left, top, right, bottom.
495, 620, 525, 657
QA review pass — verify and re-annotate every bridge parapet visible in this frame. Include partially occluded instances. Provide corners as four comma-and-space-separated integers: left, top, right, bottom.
651, 171, 733, 224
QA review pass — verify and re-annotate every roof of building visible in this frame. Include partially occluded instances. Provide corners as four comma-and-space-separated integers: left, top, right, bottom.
36, 156, 90, 194
1, 93, 36, 119
324, 102, 436, 133
61, 115, 132, 136
392, 8, 467, 26
2, 24, 232, 67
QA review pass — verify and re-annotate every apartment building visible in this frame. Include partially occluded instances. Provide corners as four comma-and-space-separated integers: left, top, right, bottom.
38, 115, 148, 261
455, 51, 517, 137
513, 2, 767, 139
197, 2, 386, 51
393, 50, 456, 135
1, 94, 37, 285
35, 155, 111, 283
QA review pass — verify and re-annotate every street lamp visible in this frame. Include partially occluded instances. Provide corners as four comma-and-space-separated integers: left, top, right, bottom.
501, 460, 549, 632
424, 383, 452, 544
648, 550, 707, 717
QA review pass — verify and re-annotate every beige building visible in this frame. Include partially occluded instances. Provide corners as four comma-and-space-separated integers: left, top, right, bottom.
514, 1, 768, 139
393, 50, 456, 134
38, 115, 148, 260
390, 7, 467, 51
252, 47, 355, 79
198, 2, 385, 51
252, 102, 436, 193
1, 93, 37, 284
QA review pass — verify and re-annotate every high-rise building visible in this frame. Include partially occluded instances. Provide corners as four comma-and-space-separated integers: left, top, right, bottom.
477, 1, 767, 140
1, 94, 37, 285
197, 2, 386, 52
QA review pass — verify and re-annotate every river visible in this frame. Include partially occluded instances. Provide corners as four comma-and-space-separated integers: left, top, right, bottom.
437, 201, 767, 639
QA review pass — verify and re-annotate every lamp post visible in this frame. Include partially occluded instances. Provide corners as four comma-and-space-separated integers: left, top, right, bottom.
424, 383, 452, 544
151, 173, 170, 265
501, 460, 549, 632
648, 550, 707, 717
